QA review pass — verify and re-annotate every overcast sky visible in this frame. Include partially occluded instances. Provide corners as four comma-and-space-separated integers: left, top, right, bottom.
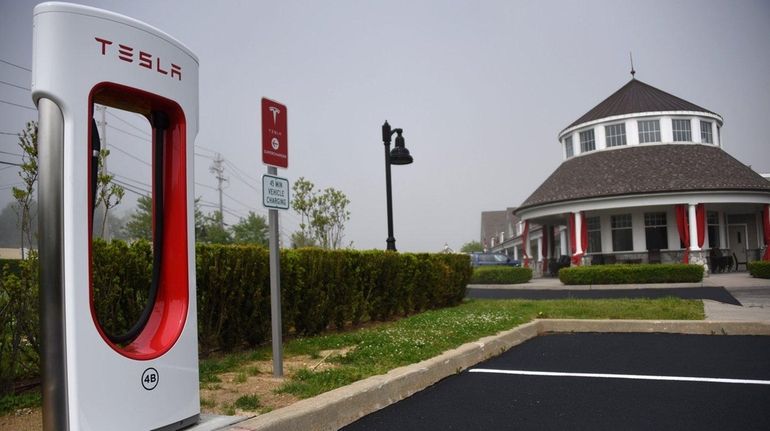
1, 0, 769, 252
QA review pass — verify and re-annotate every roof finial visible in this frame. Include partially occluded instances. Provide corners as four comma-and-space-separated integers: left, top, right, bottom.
629, 52, 636, 79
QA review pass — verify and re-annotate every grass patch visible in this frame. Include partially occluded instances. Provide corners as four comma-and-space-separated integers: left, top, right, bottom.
234, 394, 261, 411
0, 392, 41, 416
233, 372, 247, 384
199, 348, 270, 383
277, 298, 703, 398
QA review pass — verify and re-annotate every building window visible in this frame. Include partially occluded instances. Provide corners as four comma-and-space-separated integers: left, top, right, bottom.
644, 212, 668, 250
707, 211, 720, 248
638, 119, 661, 143
586, 216, 602, 253
611, 214, 633, 251
700, 121, 713, 144
580, 129, 595, 152
565, 136, 574, 158
672, 119, 692, 142
605, 123, 627, 147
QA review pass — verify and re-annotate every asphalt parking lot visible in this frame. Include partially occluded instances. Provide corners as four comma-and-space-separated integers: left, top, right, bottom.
342, 333, 770, 431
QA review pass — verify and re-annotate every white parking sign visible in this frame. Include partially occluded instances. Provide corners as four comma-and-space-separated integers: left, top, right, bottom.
262, 174, 290, 210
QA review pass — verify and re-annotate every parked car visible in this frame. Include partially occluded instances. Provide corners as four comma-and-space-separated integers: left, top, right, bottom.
470, 252, 520, 268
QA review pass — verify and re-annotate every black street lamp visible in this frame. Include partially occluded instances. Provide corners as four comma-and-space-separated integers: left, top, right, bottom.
381, 120, 413, 251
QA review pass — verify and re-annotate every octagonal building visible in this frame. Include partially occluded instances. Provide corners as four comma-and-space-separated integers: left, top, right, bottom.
502, 77, 770, 271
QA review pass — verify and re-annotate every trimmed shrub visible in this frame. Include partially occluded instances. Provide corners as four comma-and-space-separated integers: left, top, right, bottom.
748, 261, 770, 279
559, 263, 703, 285
470, 266, 532, 284
2, 242, 471, 378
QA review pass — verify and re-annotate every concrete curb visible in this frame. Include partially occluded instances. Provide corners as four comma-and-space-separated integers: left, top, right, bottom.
229, 319, 770, 431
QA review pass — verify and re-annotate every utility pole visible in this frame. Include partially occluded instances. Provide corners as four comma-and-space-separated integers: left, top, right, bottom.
95, 105, 110, 240
209, 153, 227, 229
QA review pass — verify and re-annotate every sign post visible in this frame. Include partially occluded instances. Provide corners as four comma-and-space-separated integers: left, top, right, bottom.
262, 98, 288, 377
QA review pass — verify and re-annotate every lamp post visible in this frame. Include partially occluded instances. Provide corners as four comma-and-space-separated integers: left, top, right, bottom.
381, 120, 413, 251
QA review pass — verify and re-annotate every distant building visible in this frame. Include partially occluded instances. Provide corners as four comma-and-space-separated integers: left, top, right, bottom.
485, 77, 770, 274
480, 208, 518, 251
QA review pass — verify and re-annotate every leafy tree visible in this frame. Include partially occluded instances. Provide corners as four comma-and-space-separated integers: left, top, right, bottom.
124, 195, 152, 240
231, 211, 268, 245
460, 240, 484, 253
94, 148, 125, 239
290, 230, 317, 248
197, 210, 232, 244
11, 121, 38, 258
291, 177, 351, 249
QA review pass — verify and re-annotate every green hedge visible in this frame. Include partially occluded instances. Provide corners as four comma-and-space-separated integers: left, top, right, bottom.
559, 263, 703, 285
748, 261, 770, 279
470, 266, 532, 284
0, 259, 21, 277
0, 243, 471, 390
196, 246, 470, 350
46, 242, 471, 354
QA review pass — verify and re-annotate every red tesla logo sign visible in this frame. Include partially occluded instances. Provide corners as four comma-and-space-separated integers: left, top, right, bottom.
262, 98, 288, 168
95, 37, 182, 81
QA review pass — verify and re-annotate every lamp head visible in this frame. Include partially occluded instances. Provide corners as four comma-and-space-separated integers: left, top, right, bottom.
390, 130, 413, 165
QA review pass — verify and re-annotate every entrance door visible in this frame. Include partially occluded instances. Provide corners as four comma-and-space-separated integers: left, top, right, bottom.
727, 224, 748, 263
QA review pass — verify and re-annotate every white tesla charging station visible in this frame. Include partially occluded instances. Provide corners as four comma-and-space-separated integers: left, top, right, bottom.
33, 3, 199, 430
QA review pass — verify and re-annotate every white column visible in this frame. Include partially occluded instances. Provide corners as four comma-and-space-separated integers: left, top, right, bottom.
688, 204, 700, 251
574, 212, 584, 255
513, 244, 519, 260
560, 228, 568, 256
537, 237, 543, 262
719, 212, 728, 249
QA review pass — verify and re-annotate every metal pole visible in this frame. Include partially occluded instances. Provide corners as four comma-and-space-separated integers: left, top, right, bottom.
38, 98, 69, 430
268, 165, 283, 377
383, 122, 396, 251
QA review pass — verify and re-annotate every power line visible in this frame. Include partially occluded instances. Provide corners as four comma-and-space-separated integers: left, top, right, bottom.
106, 110, 149, 136
222, 190, 260, 212
111, 178, 149, 196
0, 99, 36, 111
111, 172, 151, 190
195, 144, 219, 154
0, 160, 22, 167
0, 58, 31, 72
0, 131, 20, 136
107, 124, 151, 142
198, 202, 245, 220
228, 170, 261, 193
109, 143, 151, 167
224, 159, 260, 183
195, 182, 218, 191
0, 150, 22, 157
0, 79, 30, 91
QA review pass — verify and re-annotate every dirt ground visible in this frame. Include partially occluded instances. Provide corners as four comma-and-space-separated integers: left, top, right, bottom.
0, 407, 41, 431
0, 348, 350, 430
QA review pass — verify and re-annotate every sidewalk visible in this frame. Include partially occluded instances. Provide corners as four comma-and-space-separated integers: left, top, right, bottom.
702, 272, 770, 322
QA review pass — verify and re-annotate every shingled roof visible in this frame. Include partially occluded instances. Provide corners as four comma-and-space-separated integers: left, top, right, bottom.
563, 79, 719, 132
517, 144, 770, 212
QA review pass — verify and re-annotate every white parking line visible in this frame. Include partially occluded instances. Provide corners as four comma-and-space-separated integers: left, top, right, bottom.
469, 369, 770, 386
